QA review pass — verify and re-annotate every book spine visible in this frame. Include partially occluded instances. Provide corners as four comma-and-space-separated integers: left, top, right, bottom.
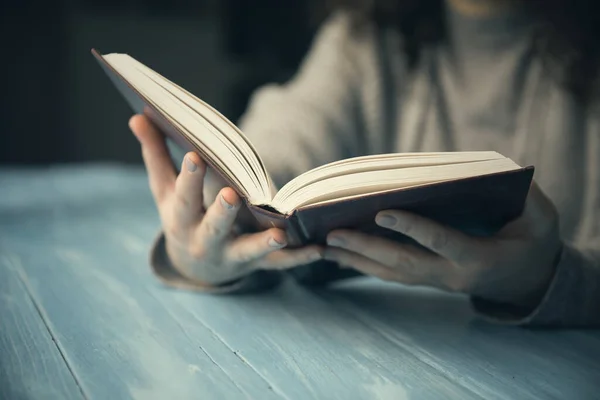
284, 214, 308, 247
247, 204, 305, 247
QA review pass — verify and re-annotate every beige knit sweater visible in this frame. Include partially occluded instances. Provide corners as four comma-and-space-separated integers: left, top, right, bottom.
151, 8, 600, 327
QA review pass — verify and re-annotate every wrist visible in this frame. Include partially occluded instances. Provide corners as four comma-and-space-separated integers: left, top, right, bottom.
514, 241, 564, 311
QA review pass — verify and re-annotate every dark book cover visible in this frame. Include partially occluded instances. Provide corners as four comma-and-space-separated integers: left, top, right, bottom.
289, 166, 534, 246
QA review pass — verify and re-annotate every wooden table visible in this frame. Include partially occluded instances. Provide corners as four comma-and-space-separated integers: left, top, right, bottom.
1, 165, 599, 400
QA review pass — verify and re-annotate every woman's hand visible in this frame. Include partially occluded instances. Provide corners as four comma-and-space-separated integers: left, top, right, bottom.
129, 114, 323, 286
324, 182, 562, 309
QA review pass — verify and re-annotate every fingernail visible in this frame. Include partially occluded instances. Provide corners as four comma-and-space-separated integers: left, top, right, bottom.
376, 214, 397, 228
220, 194, 234, 210
327, 236, 345, 247
268, 237, 286, 247
309, 251, 322, 262
185, 156, 197, 172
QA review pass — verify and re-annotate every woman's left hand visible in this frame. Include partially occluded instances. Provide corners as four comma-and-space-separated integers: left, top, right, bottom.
324, 182, 562, 309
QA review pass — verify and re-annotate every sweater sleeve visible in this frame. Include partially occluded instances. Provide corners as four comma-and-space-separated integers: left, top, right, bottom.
471, 238, 600, 327
149, 11, 367, 293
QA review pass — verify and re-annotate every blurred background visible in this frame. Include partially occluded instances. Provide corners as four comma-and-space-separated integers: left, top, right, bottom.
0, 0, 323, 165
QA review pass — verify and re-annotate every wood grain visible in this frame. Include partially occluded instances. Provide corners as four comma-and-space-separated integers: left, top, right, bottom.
317, 278, 600, 400
0, 255, 83, 400
2, 244, 278, 400
0, 166, 476, 399
1, 167, 278, 400
2, 165, 599, 400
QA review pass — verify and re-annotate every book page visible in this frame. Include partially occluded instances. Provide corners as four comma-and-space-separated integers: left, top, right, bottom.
271, 154, 521, 214
99, 53, 522, 217
275, 151, 505, 201
103, 54, 273, 206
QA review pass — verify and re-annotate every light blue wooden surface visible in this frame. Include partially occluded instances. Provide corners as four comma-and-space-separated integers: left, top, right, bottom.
1, 165, 599, 400
0, 256, 83, 400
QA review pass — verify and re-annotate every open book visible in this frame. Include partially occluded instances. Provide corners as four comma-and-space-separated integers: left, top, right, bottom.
92, 49, 534, 245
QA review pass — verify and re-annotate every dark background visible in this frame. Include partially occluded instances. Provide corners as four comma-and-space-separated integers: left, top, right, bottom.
0, 0, 322, 165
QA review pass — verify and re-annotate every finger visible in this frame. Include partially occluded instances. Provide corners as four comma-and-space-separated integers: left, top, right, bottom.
250, 245, 324, 270
224, 228, 288, 264
129, 114, 176, 205
323, 247, 411, 284
375, 210, 475, 263
173, 152, 207, 228
194, 187, 241, 249
326, 232, 453, 286
327, 230, 440, 269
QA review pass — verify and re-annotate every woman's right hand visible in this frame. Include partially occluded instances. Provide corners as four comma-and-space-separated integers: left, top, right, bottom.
129, 114, 323, 286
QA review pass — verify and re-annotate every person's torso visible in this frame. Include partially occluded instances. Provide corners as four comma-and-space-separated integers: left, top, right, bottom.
356, 5, 600, 244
